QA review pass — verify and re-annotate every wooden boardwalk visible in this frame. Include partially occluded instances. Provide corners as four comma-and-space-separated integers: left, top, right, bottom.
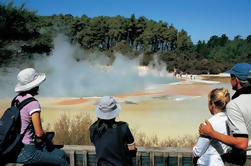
62, 145, 194, 166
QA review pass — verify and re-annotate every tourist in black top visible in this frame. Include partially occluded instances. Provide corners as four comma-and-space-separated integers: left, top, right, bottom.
89, 96, 136, 166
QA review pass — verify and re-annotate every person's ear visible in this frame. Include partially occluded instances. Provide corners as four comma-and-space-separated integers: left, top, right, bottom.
208, 101, 214, 114
234, 77, 239, 83
235, 77, 242, 87
212, 102, 216, 108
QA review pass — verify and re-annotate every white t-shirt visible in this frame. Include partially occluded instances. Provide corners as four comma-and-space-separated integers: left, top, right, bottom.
193, 112, 230, 166
226, 94, 251, 155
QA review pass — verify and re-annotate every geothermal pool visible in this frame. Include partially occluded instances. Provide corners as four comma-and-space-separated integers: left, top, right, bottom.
43, 80, 232, 140
0, 79, 232, 141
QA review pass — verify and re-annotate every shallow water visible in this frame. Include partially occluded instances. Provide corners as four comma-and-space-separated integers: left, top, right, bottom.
0, 80, 233, 140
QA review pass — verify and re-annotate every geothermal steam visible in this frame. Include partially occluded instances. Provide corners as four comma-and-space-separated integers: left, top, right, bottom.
0, 34, 176, 97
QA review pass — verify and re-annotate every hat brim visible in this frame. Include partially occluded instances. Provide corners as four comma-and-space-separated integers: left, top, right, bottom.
225, 70, 235, 75
96, 104, 121, 120
15, 73, 46, 93
225, 70, 248, 80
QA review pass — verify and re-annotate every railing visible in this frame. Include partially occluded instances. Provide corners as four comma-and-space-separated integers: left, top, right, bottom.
62, 145, 194, 166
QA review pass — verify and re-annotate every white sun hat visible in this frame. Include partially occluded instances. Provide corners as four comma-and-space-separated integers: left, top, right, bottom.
15, 68, 46, 93
96, 96, 121, 120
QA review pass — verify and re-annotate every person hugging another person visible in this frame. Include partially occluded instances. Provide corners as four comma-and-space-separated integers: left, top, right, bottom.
89, 96, 137, 166
193, 88, 231, 166
199, 63, 251, 166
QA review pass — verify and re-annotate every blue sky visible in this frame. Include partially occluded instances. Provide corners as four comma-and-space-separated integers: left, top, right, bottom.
12, 0, 251, 43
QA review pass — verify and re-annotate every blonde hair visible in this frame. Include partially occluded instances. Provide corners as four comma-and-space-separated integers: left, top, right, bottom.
208, 88, 230, 111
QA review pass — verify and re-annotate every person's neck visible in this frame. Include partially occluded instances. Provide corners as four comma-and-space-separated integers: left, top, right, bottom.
232, 86, 251, 99
213, 108, 224, 115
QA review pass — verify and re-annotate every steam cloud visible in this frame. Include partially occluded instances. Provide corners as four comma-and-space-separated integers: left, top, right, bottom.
0, 34, 177, 97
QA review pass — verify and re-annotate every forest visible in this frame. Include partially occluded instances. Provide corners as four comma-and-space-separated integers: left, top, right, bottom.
0, 1, 251, 74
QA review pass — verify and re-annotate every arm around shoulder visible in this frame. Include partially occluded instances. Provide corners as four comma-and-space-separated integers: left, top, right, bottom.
199, 120, 248, 150
211, 131, 248, 150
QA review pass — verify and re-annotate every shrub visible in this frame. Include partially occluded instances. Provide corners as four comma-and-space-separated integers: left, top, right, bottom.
132, 128, 198, 148
51, 113, 93, 145
50, 113, 198, 147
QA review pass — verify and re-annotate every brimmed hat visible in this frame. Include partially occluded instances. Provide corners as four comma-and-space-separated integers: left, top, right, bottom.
96, 96, 121, 120
15, 68, 46, 93
225, 63, 251, 80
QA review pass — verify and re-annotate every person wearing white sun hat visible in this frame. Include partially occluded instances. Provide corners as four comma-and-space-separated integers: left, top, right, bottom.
95, 95, 121, 120
14, 68, 46, 93
13, 68, 69, 166
89, 96, 137, 166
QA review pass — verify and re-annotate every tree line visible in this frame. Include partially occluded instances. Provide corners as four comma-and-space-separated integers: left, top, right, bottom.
0, 1, 250, 74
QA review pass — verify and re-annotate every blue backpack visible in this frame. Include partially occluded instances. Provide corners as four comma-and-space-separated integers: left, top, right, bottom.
0, 97, 36, 157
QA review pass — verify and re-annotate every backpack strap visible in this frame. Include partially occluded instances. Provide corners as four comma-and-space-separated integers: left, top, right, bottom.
12, 97, 37, 138
21, 123, 32, 138
16, 97, 37, 111
11, 95, 20, 107
11, 95, 37, 110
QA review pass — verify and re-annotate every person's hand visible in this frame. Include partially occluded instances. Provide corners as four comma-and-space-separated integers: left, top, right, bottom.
199, 120, 214, 137
128, 144, 136, 150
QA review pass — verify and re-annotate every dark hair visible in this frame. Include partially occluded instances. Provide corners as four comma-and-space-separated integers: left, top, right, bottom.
19, 86, 39, 96
93, 118, 116, 137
